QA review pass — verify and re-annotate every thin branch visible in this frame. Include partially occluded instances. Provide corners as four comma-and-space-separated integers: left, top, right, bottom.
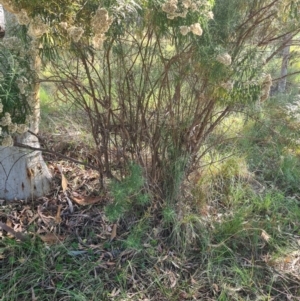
13, 142, 99, 172
272, 70, 300, 82
0, 221, 28, 242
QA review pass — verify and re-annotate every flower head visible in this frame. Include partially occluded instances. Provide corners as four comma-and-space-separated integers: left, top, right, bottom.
92, 34, 105, 49
8, 123, 17, 134
1, 135, 13, 147
91, 7, 113, 35
59, 22, 68, 30
17, 124, 29, 134
28, 17, 49, 38
180, 26, 190, 36
0, 112, 12, 127
207, 11, 214, 19
190, 23, 203, 36
162, 0, 178, 14
16, 9, 30, 25
216, 53, 232, 66
67, 26, 84, 42
182, 0, 192, 9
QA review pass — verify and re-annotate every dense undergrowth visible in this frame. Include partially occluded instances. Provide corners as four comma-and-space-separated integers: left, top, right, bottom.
2, 92, 300, 300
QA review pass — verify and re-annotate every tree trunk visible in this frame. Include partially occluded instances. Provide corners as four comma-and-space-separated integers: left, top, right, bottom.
0, 7, 52, 201
0, 136, 52, 201
0, 77, 52, 201
278, 33, 292, 93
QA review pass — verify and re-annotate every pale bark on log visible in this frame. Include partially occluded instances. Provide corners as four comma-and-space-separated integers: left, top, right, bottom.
0, 134, 52, 200
0, 80, 52, 200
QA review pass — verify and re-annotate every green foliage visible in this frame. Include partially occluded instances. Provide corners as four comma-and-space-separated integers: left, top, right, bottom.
0, 39, 32, 126
239, 95, 300, 194
162, 205, 176, 224
124, 219, 149, 249
105, 163, 150, 222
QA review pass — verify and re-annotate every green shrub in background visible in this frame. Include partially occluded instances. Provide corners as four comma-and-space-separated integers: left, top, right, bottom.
0, 34, 35, 145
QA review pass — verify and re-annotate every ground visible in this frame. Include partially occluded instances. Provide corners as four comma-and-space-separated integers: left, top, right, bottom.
2, 97, 300, 300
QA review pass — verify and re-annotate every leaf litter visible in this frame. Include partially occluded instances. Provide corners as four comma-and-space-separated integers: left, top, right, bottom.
0, 160, 108, 247
0, 157, 209, 300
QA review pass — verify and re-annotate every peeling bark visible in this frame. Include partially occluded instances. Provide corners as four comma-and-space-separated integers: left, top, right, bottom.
0, 134, 52, 201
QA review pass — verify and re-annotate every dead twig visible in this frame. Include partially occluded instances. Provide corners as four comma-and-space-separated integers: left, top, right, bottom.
0, 221, 28, 242
14, 141, 99, 172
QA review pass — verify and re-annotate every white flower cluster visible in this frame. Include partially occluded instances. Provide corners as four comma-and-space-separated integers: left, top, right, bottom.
0, 112, 11, 126
216, 53, 232, 66
1, 135, 13, 147
16, 9, 30, 25
206, 11, 214, 19
28, 17, 49, 38
162, 0, 179, 18
180, 23, 203, 36
91, 7, 113, 49
17, 123, 29, 134
8, 122, 17, 133
67, 26, 85, 43
59, 22, 68, 30
0, 110, 29, 146
162, 0, 213, 20
162, 0, 213, 36
0, 112, 28, 133
16, 76, 28, 95
260, 73, 272, 102
57, 21, 86, 43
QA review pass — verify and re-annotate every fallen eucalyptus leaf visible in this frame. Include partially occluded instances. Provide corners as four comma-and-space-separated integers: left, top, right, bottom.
71, 194, 103, 206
